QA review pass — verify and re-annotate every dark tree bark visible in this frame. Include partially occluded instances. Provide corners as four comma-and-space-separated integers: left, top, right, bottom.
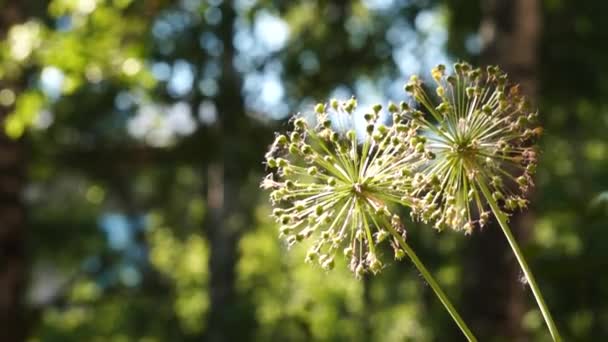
463, 0, 541, 340
0, 121, 27, 342
0, 4, 27, 342
204, 2, 253, 341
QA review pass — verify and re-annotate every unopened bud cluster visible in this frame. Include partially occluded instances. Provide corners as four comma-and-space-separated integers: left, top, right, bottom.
404, 63, 540, 233
262, 98, 426, 277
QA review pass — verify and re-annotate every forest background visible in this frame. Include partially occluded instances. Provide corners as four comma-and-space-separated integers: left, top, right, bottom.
1, 0, 607, 341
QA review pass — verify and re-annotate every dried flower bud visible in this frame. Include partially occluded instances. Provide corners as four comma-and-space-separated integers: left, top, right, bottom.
315, 103, 325, 114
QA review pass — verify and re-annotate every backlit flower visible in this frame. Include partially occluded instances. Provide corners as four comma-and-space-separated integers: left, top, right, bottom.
262, 98, 425, 277
403, 63, 541, 233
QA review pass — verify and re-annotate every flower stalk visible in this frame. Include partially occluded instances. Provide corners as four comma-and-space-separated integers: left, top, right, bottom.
479, 182, 561, 342
384, 219, 477, 342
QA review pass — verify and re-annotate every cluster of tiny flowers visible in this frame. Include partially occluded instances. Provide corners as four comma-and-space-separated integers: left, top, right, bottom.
403, 62, 541, 233
261, 98, 430, 277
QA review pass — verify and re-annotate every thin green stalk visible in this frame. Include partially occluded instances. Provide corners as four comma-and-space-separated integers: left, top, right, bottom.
385, 224, 478, 342
479, 183, 561, 342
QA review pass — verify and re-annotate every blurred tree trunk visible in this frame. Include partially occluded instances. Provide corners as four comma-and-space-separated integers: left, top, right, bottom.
463, 0, 541, 340
0, 4, 27, 342
204, 2, 250, 341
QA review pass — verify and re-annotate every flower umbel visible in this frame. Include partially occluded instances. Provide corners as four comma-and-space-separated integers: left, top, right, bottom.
404, 63, 541, 233
262, 97, 479, 341
262, 98, 424, 277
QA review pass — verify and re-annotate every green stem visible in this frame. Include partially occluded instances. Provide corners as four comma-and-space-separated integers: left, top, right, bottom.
478, 183, 561, 342
385, 224, 478, 342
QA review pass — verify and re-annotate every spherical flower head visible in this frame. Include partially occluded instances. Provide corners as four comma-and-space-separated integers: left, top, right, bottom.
403, 62, 541, 233
261, 98, 423, 277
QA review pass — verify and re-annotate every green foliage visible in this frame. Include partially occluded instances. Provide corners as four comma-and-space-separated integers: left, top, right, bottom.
148, 216, 209, 334
238, 204, 431, 341
1, 0, 154, 138
239, 205, 366, 341
4, 90, 44, 137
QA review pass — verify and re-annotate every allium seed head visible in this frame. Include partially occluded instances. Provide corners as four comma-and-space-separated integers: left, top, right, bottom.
262, 98, 424, 277
404, 63, 540, 233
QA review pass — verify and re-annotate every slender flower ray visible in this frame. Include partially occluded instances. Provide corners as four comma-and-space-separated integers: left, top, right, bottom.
261, 97, 477, 341
403, 62, 561, 341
